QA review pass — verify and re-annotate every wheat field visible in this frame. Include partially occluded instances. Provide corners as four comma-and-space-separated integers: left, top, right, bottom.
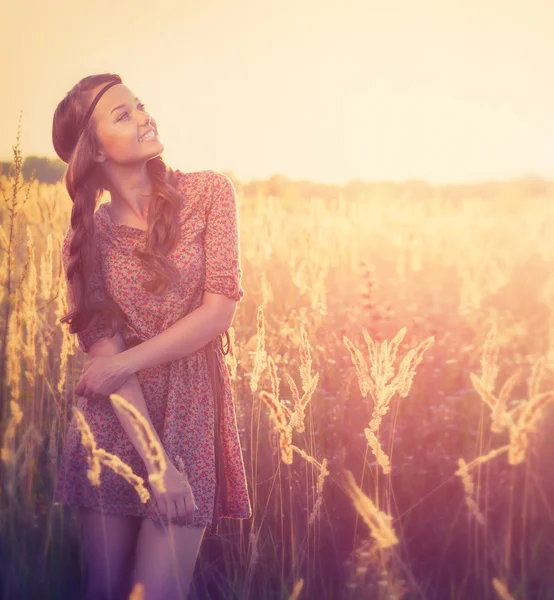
1, 128, 554, 599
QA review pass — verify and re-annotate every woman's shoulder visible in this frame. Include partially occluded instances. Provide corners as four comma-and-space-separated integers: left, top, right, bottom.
171, 168, 235, 199
170, 168, 221, 213
171, 168, 211, 193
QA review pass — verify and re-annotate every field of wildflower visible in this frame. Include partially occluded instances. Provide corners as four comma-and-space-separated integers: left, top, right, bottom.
1, 122, 554, 599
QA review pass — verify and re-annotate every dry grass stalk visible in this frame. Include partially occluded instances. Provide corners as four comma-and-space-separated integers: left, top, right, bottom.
21, 224, 38, 389
247, 529, 260, 571
456, 326, 554, 523
289, 578, 304, 600
363, 327, 404, 391
298, 325, 312, 391
344, 328, 434, 474
47, 413, 59, 466
260, 389, 293, 464
55, 244, 74, 395
1, 426, 42, 508
341, 468, 398, 550
364, 428, 391, 474
6, 301, 21, 403
345, 536, 408, 599
280, 324, 319, 434
455, 445, 511, 525
260, 328, 320, 461
291, 445, 329, 526
492, 577, 516, 600
461, 445, 511, 472
311, 456, 329, 525
14, 424, 43, 482
39, 232, 53, 300
470, 326, 554, 465
454, 458, 486, 526
0, 250, 8, 307
95, 448, 150, 503
341, 466, 408, 599
268, 354, 281, 402
128, 582, 145, 599
285, 371, 319, 434
388, 331, 435, 401
258, 329, 329, 523
250, 306, 268, 392
72, 406, 150, 503
225, 326, 238, 380
343, 336, 371, 398
481, 326, 500, 392
0, 222, 9, 253
109, 392, 168, 493
1, 400, 24, 465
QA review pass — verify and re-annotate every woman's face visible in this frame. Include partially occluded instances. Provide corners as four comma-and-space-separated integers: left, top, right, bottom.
90, 83, 163, 166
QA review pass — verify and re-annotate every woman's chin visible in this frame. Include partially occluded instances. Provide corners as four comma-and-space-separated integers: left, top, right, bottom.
144, 142, 164, 157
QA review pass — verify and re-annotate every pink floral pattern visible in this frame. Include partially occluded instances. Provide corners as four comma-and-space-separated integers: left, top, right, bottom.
54, 169, 252, 534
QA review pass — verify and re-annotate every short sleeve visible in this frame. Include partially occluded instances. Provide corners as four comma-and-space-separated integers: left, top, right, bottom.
62, 228, 117, 353
203, 171, 244, 302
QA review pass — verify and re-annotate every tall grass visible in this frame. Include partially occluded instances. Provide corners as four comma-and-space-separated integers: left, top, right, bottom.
1, 115, 554, 599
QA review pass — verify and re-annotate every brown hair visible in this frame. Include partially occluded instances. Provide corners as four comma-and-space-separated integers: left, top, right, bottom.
53, 73, 183, 342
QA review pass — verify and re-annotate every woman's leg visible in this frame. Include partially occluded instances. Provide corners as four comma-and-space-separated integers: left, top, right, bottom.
132, 519, 206, 600
79, 506, 142, 600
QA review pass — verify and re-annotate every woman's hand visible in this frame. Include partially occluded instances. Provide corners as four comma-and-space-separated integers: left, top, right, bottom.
75, 354, 132, 401
149, 462, 198, 526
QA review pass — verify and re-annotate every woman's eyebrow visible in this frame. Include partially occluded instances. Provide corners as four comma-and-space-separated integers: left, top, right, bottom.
111, 97, 140, 115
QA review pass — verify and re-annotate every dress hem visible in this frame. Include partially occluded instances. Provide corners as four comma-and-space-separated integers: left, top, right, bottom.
53, 498, 252, 527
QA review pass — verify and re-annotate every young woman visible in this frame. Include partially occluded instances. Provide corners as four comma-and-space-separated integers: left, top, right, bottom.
52, 73, 252, 600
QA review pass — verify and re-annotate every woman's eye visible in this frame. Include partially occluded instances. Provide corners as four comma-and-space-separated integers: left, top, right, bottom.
117, 103, 147, 121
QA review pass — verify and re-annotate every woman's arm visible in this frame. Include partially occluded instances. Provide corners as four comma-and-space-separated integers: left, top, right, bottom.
117, 301, 232, 376
85, 332, 171, 474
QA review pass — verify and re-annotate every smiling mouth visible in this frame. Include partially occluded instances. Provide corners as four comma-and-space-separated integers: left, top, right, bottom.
140, 130, 158, 142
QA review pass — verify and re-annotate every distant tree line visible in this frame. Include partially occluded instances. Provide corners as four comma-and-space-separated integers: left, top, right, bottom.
0, 156, 67, 184
1, 157, 552, 208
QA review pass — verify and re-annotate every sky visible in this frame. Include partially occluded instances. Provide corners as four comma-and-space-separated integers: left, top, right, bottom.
1, 0, 553, 185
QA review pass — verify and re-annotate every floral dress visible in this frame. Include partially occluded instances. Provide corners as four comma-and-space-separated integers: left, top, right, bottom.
54, 169, 252, 535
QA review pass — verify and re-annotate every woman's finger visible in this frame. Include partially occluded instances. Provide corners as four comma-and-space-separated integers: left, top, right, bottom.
155, 493, 168, 522
175, 497, 188, 523
160, 491, 175, 522
185, 494, 195, 524
168, 496, 179, 521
